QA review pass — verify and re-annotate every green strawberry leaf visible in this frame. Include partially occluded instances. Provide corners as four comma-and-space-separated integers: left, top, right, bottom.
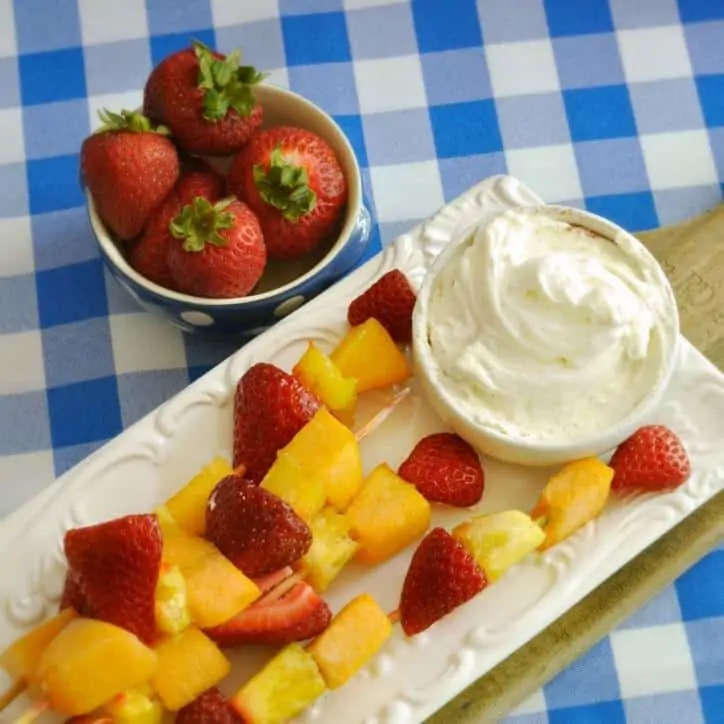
169, 197, 236, 252
95, 108, 170, 136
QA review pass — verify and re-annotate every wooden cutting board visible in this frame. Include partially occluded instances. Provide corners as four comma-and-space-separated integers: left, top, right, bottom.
428, 205, 724, 723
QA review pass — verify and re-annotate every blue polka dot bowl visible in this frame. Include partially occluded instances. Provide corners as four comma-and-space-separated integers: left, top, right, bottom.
86, 84, 372, 339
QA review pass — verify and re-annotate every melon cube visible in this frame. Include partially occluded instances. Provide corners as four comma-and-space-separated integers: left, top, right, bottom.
345, 464, 431, 564
155, 563, 191, 635
260, 451, 326, 523
104, 685, 162, 724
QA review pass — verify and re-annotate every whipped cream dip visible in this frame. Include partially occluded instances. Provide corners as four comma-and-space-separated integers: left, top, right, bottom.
425, 208, 678, 444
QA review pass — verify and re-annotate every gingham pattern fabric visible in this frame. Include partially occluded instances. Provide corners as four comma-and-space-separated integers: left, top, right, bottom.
0, 1, 722, 721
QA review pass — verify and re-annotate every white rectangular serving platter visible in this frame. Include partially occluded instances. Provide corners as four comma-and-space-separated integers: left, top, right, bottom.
1, 175, 723, 724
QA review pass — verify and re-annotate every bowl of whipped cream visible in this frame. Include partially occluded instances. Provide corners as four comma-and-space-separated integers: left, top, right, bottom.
412, 205, 680, 467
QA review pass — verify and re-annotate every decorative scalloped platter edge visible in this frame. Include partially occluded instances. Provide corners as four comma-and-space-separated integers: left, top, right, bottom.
1, 176, 723, 724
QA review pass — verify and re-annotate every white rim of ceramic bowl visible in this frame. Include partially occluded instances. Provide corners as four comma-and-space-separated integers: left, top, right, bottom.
88, 83, 362, 307
412, 203, 681, 455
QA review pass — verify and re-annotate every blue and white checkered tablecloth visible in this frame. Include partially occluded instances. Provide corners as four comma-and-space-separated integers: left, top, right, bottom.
1, 0, 723, 721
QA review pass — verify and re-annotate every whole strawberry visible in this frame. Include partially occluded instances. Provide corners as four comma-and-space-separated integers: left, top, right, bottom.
348, 269, 417, 343
399, 527, 487, 636
176, 688, 243, 724
166, 197, 266, 298
206, 474, 312, 577
144, 41, 264, 157
610, 425, 691, 493
176, 163, 225, 205
81, 109, 180, 240
63, 514, 163, 644
227, 126, 347, 260
398, 433, 485, 507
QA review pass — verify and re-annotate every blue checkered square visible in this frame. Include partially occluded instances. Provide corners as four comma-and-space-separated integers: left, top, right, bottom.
575, 138, 649, 197
502, 715, 546, 724
543, 0, 614, 37
439, 153, 507, 201
700, 685, 724, 722
104, 269, 144, 316
42, 319, 116, 388
146, 0, 213, 36
553, 34, 625, 89
53, 440, 106, 476
678, 0, 724, 23
182, 333, 240, 370
677, 550, 724, 621
282, 12, 351, 66
696, 75, 724, 127
709, 127, 724, 180
0, 57, 21, 109
26, 154, 85, 215
36, 259, 108, 328
363, 109, 435, 166
150, 29, 216, 66
421, 48, 492, 106
333, 114, 368, 168
279, 0, 342, 13
14, 0, 81, 54
0, 391, 51, 455
477, 0, 549, 43
47, 376, 122, 448
548, 701, 626, 724
564, 86, 637, 142
412, 0, 482, 53
117, 370, 190, 427
378, 218, 425, 247
609, 0, 681, 29
623, 691, 704, 724
430, 100, 503, 158
585, 191, 658, 231
347, 4, 417, 59
619, 586, 684, 629
496, 93, 570, 149
686, 618, 724, 687
357, 217, 382, 263
31, 207, 98, 271
19, 48, 87, 106
22, 100, 90, 160
684, 21, 724, 76
654, 185, 723, 226
630, 79, 705, 134
0, 275, 39, 333
0, 162, 29, 217
215, 20, 285, 72
288, 62, 359, 115
83, 39, 153, 95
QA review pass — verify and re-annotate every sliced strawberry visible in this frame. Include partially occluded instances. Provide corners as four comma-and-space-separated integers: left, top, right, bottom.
347, 269, 417, 343
205, 579, 331, 647
206, 475, 312, 577
610, 425, 691, 493
398, 433, 485, 507
233, 363, 322, 484
399, 527, 487, 636
176, 688, 244, 724
252, 567, 294, 595
63, 514, 163, 644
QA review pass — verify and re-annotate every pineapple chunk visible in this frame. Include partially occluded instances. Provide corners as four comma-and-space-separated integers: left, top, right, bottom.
104, 685, 163, 724
164, 457, 234, 536
36, 618, 158, 716
331, 318, 411, 393
293, 341, 358, 416
260, 452, 326, 523
151, 626, 230, 712
308, 593, 392, 689
452, 511, 545, 582
300, 508, 359, 592
346, 464, 431, 564
231, 643, 326, 724
155, 563, 191, 635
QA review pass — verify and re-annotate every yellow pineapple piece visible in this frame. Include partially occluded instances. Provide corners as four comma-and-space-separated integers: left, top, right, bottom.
262, 408, 364, 512
164, 457, 233, 536
293, 341, 358, 416
345, 463, 431, 564
155, 563, 191, 635
162, 530, 259, 628
300, 508, 359, 592
0, 607, 76, 683
452, 510, 546, 582
104, 685, 163, 724
151, 626, 230, 712
331, 318, 411, 393
308, 593, 392, 689
231, 643, 326, 724
36, 618, 158, 716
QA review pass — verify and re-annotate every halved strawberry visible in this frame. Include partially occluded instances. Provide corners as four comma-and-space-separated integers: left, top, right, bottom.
398, 433, 485, 508
176, 688, 243, 724
205, 575, 331, 647
347, 269, 417, 343
206, 475, 312, 577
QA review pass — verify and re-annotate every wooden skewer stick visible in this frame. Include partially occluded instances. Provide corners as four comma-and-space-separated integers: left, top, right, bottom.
12, 699, 48, 724
0, 679, 27, 713
354, 386, 411, 442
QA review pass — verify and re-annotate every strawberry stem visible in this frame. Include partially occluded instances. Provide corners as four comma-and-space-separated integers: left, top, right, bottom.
253, 146, 317, 222
169, 197, 236, 252
193, 40, 265, 122
388, 609, 400, 625
96, 108, 169, 136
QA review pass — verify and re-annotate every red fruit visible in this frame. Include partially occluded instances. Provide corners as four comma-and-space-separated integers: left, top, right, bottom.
348, 269, 417, 343
63, 514, 163, 644
59, 571, 92, 616
205, 578, 331, 647
399, 527, 487, 636
81, 109, 180, 241
206, 474, 312, 577
227, 126, 347, 260
610, 425, 691, 493
398, 433, 485, 508
166, 197, 266, 298
232, 362, 322, 484
176, 165, 225, 206
252, 566, 294, 595
144, 41, 264, 157
176, 688, 244, 724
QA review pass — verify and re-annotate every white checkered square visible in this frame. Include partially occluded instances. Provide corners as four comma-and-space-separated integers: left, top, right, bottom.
0, 451, 55, 520
87, 91, 145, 130
618, 26, 693, 83
211, 0, 280, 26
354, 55, 427, 113
486, 40, 560, 98
0, 0, 16, 57
0, 331, 45, 395
505, 144, 582, 202
0, 217, 33, 278
110, 313, 187, 375
370, 160, 444, 223
641, 130, 719, 190
0, 107, 25, 164
78, 0, 149, 45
